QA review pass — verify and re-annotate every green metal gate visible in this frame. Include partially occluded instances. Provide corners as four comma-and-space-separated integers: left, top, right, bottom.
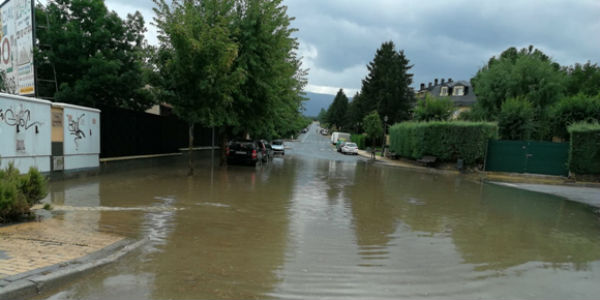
485, 140, 569, 176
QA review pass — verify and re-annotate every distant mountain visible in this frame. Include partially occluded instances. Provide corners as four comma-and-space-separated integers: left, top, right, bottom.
301, 91, 333, 117
301, 91, 352, 117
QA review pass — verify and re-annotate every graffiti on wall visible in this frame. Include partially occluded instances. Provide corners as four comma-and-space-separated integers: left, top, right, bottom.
68, 113, 86, 149
0, 106, 41, 131
0, 104, 42, 152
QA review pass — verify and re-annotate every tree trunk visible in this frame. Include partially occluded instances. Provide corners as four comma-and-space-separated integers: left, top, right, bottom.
220, 128, 228, 166
188, 123, 194, 176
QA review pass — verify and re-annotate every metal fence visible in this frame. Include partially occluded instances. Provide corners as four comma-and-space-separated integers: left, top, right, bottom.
485, 140, 569, 176
99, 106, 216, 158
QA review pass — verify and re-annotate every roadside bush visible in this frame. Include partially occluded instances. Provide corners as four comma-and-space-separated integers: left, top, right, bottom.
568, 122, 600, 175
497, 97, 535, 140
550, 94, 600, 140
350, 134, 366, 150
413, 94, 454, 121
19, 168, 48, 206
0, 164, 48, 223
363, 111, 383, 146
389, 121, 498, 165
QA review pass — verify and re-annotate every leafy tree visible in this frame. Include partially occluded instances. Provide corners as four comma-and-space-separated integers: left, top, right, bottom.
549, 94, 600, 139
564, 62, 600, 97
413, 94, 454, 121
154, 0, 241, 174
471, 45, 566, 118
345, 92, 364, 133
326, 89, 349, 130
497, 97, 535, 140
230, 0, 307, 141
360, 41, 414, 124
363, 111, 383, 147
317, 108, 328, 125
457, 103, 488, 121
35, 0, 153, 110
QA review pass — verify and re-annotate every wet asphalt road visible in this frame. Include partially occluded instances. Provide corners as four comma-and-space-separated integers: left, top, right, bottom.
286, 122, 365, 162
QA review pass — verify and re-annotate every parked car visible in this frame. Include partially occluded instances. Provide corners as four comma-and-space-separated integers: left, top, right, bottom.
226, 140, 266, 165
341, 142, 359, 155
271, 139, 285, 155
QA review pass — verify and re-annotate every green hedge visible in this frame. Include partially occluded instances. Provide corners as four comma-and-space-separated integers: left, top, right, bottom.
568, 122, 600, 175
350, 134, 366, 150
389, 121, 498, 165
0, 164, 48, 223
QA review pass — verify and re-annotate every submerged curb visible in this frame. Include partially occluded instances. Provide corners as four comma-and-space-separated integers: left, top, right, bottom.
0, 238, 147, 300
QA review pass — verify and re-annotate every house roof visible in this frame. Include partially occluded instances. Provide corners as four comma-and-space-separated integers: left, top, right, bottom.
420, 80, 477, 106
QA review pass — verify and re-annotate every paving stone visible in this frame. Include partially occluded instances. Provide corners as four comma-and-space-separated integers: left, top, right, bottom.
0, 218, 124, 288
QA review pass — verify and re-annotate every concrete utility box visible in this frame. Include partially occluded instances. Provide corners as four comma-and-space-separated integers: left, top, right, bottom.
0, 93, 52, 173
52, 103, 100, 171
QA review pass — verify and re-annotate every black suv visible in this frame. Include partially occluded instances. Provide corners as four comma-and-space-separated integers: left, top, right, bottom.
226, 140, 268, 165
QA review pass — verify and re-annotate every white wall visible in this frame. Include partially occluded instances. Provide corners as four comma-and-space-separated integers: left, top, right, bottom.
55, 103, 101, 170
0, 93, 51, 173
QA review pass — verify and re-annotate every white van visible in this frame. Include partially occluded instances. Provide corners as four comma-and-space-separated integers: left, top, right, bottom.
330, 132, 351, 145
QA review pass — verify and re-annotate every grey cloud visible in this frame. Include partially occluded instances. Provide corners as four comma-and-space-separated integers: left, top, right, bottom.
106, 0, 600, 93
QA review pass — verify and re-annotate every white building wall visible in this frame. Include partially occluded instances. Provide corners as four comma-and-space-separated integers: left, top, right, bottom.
0, 93, 51, 173
54, 103, 101, 171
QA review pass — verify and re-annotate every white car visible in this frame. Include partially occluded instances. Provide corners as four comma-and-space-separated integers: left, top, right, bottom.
271, 139, 285, 155
341, 142, 359, 155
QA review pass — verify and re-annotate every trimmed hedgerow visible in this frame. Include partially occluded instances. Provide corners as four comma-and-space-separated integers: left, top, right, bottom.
389, 121, 498, 165
0, 164, 48, 223
568, 122, 600, 175
350, 134, 366, 150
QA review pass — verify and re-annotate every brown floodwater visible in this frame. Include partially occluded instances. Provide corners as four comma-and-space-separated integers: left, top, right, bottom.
35, 150, 600, 299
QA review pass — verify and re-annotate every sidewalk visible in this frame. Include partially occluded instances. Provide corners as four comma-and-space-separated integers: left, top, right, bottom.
0, 216, 143, 299
356, 149, 460, 175
357, 149, 600, 208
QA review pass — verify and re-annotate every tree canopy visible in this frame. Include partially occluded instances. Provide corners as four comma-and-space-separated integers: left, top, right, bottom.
153, 0, 241, 128
231, 0, 307, 139
564, 62, 600, 97
326, 89, 349, 130
153, 0, 306, 142
471, 46, 565, 118
413, 94, 454, 121
360, 41, 414, 124
363, 111, 383, 145
35, 0, 153, 110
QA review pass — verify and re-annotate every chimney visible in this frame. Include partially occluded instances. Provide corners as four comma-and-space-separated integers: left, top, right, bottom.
428, 82, 432, 88
434, 78, 438, 86
441, 78, 445, 84
420, 83, 425, 90
448, 78, 453, 83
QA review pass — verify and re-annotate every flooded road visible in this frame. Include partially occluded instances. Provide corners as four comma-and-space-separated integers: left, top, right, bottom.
36, 123, 600, 299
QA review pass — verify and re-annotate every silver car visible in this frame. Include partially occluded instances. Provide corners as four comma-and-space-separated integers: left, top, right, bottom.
271, 139, 285, 155
341, 142, 358, 155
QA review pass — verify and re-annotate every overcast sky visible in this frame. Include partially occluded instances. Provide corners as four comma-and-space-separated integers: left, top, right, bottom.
106, 0, 600, 95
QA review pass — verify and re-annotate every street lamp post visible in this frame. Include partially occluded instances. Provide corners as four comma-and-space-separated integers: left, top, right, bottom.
382, 115, 388, 157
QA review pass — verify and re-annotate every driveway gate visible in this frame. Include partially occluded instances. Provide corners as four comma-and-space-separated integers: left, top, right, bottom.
485, 140, 569, 176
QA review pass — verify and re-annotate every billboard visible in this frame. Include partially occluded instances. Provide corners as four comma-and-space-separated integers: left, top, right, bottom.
0, 0, 34, 96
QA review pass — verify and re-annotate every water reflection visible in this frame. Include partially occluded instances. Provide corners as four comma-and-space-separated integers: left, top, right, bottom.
146, 157, 296, 299
36, 153, 600, 299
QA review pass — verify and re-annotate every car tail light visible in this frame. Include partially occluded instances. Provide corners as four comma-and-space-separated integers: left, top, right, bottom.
252, 149, 257, 159
225, 147, 230, 156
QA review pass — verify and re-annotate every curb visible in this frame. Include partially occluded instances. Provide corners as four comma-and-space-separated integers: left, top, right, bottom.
0, 238, 147, 300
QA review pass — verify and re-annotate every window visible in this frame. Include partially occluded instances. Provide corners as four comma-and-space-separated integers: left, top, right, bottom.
453, 86, 464, 96
440, 87, 448, 96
